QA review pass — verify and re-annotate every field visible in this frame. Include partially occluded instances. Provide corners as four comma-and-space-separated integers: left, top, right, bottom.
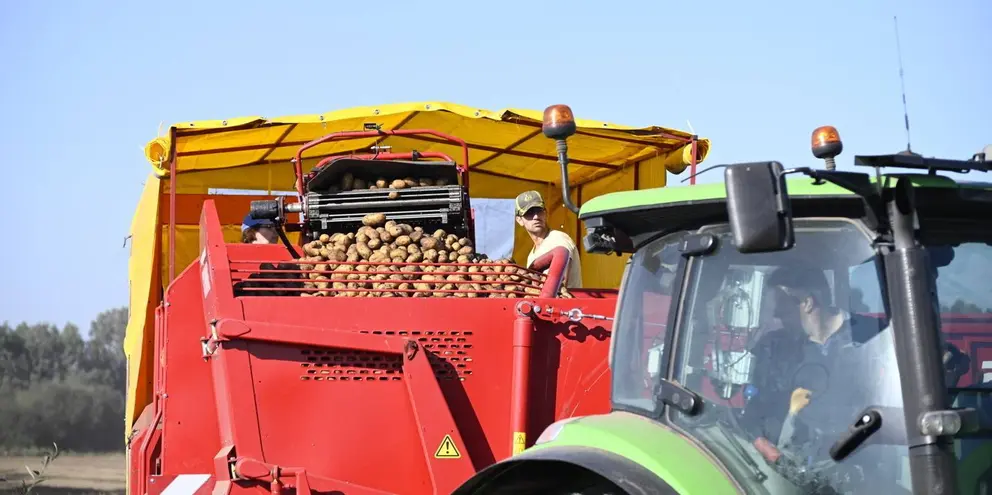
0, 453, 125, 495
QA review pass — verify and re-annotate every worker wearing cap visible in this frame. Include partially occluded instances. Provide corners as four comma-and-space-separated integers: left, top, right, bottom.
514, 190, 583, 289
241, 214, 278, 244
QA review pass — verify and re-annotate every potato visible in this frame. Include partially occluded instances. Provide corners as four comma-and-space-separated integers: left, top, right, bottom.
419, 236, 440, 250
390, 179, 407, 189
433, 229, 446, 239
451, 242, 462, 251
386, 224, 405, 237
356, 242, 372, 260
457, 255, 470, 264
312, 262, 329, 276
376, 178, 387, 188
362, 213, 387, 227
458, 246, 475, 256
448, 251, 459, 262
328, 248, 347, 262
435, 178, 450, 186
408, 230, 424, 244
379, 229, 393, 244
303, 244, 321, 257
319, 234, 331, 243
300, 258, 316, 272
395, 235, 411, 247
368, 238, 382, 250
406, 252, 423, 263
418, 177, 435, 187
356, 231, 370, 244
388, 191, 399, 200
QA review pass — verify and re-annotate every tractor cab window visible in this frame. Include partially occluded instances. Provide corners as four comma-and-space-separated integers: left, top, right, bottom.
610, 232, 684, 414
667, 219, 913, 495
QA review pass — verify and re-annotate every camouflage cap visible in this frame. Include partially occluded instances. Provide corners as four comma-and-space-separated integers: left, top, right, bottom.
514, 190, 545, 216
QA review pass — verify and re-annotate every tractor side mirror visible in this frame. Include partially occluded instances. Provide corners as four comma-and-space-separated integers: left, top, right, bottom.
724, 161, 795, 253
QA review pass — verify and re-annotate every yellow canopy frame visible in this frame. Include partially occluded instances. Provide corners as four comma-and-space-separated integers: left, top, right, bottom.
124, 101, 710, 436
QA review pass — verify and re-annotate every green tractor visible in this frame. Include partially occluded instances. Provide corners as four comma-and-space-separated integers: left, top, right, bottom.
453, 106, 992, 494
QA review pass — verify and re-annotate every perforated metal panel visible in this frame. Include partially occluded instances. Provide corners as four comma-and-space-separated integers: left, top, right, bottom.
298, 330, 475, 383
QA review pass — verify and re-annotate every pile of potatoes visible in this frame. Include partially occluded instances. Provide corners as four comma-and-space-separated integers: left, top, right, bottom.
297, 212, 572, 298
324, 172, 454, 200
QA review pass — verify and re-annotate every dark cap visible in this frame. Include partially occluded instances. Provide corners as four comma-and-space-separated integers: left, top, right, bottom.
514, 190, 546, 216
242, 213, 275, 233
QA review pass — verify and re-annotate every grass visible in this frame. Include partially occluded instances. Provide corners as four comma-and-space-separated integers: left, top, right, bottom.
0, 452, 124, 495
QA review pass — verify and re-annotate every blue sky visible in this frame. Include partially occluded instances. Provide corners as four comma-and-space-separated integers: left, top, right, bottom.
0, 0, 989, 332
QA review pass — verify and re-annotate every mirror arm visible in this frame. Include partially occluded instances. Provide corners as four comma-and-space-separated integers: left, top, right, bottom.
779, 167, 886, 229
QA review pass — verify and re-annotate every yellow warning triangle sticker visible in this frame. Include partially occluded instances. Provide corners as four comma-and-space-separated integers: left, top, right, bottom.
434, 434, 461, 459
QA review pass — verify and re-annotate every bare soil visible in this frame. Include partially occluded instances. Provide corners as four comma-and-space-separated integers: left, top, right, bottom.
0, 453, 125, 494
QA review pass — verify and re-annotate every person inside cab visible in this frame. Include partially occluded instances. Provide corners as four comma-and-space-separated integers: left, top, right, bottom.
242, 214, 278, 244
513, 190, 583, 289
740, 265, 885, 451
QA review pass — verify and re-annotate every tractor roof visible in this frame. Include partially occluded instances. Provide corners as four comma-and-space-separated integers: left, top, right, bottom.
579, 170, 992, 240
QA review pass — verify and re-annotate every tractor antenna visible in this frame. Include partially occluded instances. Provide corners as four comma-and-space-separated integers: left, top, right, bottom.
893, 16, 918, 156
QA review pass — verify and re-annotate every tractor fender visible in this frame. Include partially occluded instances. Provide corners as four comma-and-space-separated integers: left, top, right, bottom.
451, 445, 679, 495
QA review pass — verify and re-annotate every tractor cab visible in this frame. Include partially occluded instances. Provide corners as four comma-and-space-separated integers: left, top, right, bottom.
455, 109, 992, 495
578, 128, 992, 494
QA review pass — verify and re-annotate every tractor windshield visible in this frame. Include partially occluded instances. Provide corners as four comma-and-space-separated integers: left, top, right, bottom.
611, 217, 992, 493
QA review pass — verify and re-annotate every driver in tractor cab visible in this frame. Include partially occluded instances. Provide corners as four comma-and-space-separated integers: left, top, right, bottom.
514, 190, 583, 289
740, 265, 885, 452
742, 262, 972, 459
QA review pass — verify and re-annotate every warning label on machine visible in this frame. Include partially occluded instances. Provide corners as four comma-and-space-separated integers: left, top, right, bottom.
434, 434, 461, 459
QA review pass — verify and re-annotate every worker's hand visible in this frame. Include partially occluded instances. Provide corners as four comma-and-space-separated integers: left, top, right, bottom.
789, 387, 812, 415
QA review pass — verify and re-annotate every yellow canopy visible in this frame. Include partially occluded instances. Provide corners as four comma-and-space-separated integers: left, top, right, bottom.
124, 101, 709, 436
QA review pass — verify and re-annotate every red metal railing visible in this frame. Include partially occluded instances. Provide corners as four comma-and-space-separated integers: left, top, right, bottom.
228, 258, 571, 299
292, 129, 472, 197
311, 151, 456, 172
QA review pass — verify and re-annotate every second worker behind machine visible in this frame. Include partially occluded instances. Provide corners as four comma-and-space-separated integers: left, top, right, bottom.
513, 190, 583, 289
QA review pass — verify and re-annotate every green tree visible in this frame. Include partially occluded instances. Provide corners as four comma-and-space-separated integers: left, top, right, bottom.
0, 307, 128, 453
